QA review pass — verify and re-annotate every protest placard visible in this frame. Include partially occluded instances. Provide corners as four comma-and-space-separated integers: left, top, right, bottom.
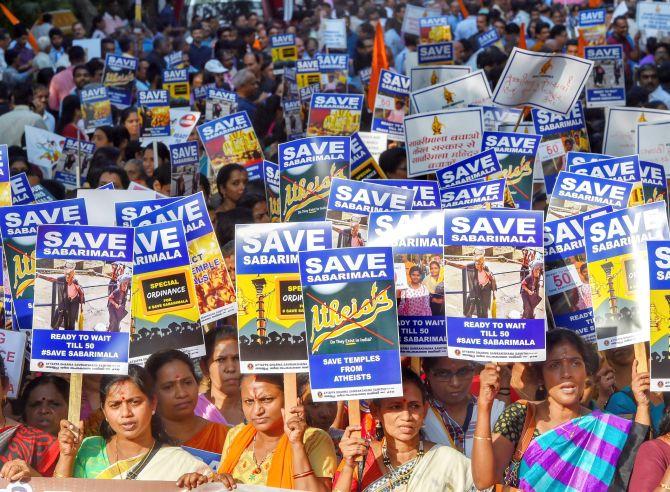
197, 111, 264, 179
358, 132, 388, 162
350, 132, 387, 181
584, 202, 670, 350
648, 240, 670, 389
114, 197, 179, 227
435, 149, 501, 188
163, 68, 190, 107
402, 5, 441, 35
130, 220, 203, 365
73, 38, 101, 60
477, 28, 501, 49
479, 105, 524, 132
296, 59, 321, 89
80, 85, 113, 132
54, 138, 94, 190
578, 9, 607, 45
205, 88, 238, 121
31, 224, 134, 374
584, 45, 625, 108
263, 160, 281, 223
440, 178, 506, 209
78, 189, 155, 226
443, 209, 546, 361
0, 145, 9, 207
300, 83, 320, 121
641, 161, 669, 207
637, 1, 670, 39
236, 222, 332, 373
193, 85, 207, 114
102, 54, 137, 108
405, 107, 484, 177
532, 102, 590, 194
282, 98, 305, 141
410, 65, 471, 92
326, 178, 415, 247
565, 151, 611, 168
493, 48, 594, 115
270, 34, 298, 63
410, 70, 492, 113
366, 179, 441, 210
307, 93, 363, 137
546, 171, 633, 222
568, 155, 644, 206
279, 136, 350, 222
299, 246, 402, 400
10, 173, 35, 205
419, 16, 453, 43
138, 90, 171, 138
603, 106, 670, 157
319, 18, 347, 50
316, 54, 348, 92
637, 120, 670, 174
170, 141, 199, 197
544, 207, 612, 343
417, 42, 454, 65
168, 108, 200, 145
132, 192, 237, 324
368, 210, 446, 356
164, 51, 183, 68
0, 329, 25, 398
482, 131, 540, 210
372, 69, 410, 140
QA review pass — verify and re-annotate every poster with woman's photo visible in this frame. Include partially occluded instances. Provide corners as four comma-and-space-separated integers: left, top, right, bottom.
31, 224, 134, 374
443, 209, 546, 361
369, 210, 447, 356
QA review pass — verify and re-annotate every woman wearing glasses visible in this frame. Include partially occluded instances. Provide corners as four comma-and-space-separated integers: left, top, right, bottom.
422, 357, 507, 457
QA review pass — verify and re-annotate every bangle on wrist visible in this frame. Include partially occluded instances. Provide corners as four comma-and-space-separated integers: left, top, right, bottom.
473, 435, 492, 441
292, 470, 315, 479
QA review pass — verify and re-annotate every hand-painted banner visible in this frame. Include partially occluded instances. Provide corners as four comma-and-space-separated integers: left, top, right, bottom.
443, 209, 546, 361
299, 246, 402, 401
440, 178, 506, 209
435, 149, 501, 188
236, 221, 332, 373
130, 220, 203, 365
584, 202, 670, 350
31, 224, 134, 374
547, 171, 634, 222
648, 240, 670, 389
0, 199, 88, 330
364, 179, 441, 210
132, 192, 237, 324
410, 70, 492, 113
544, 207, 612, 343
307, 93, 363, 137
279, 136, 351, 222
369, 210, 446, 356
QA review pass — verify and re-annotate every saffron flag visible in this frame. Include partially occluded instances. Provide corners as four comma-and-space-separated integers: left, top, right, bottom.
367, 22, 389, 112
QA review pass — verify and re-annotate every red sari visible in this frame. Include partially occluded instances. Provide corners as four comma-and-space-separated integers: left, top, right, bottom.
334, 446, 384, 491
0, 424, 60, 476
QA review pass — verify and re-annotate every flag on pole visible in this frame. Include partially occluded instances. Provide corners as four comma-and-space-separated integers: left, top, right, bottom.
367, 22, 389, 112
518, 23, 527, 50
0, 4, 38, 52
457, 0, 469, 19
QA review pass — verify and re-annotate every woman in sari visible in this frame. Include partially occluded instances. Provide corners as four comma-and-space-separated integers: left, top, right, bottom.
0, 358, 60, 481
146, 349, 229, 453
18, 375, 69, 436
218, 373, 336, 490
472, 329, 649, 491
397, 266, 432, 317
54, 365, 220, 490
197, 325, 244, 426
333, 368, 477, 491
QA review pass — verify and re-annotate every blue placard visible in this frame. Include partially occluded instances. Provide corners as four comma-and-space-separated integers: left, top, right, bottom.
368, 210, 446, 356
444, 208, 543, 247
98, 182, 115, 190
134, 220, 189, 275
163, 68, 188, 83
197, 111, 253, 143
131, 192, 212, 240
649, 241, 670, 291
377, 70, 410, 98
81, 87, 114, 126
418, 42, 454, 64
364, 179, 440, 210
36, 224, 134, 262
531, 101, 586, 136
0, 144, 9, 183
584, 45, 625, 105
138, 90, 170, 138
350, 133, 374, 171
440, 178, 505, 209
10, 173, 35, 205
299, 247, 393, 284
544, 206, 612, 342
569, 154, 641, 183
327, 178, 415, 215
552, 172, 633, 210
170, 141, 199, 167
31, 184, 55, 203
206, 87, 237, 103
270, 33, 295, 48
566, 151, 611, 168
578, 8, 606, 26
182, 446, 220, 472
115, 197, 179, 226
477, 28, 500, 48
435, 149, 501, 188
297, 59, 319, 73
584, 201, 670, 262
642, 160, 667, 188
236, 221, 332, 276
482, 131, 541, 156
418, 16, 452, 29
311, 93, 363, 111
316, 53, 348, 72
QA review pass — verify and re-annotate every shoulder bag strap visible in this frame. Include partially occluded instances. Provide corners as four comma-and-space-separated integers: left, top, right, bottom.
125, 442, 163, 480
512, 402, 537, 463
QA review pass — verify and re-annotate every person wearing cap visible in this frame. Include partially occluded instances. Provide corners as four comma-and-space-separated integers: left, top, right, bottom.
204, 59, 231, 91
107, 274, 130, 332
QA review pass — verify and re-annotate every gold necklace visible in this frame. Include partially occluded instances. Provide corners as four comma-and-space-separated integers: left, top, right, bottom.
250, 435, 273, 478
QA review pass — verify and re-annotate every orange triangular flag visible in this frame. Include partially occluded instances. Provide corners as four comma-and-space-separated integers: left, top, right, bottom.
588, 0, 602, 8
0, 4, 38, 52
577, 29, 587, 58
457, 0, 469, 19
519, 23, 527, 50
367, 22, 389, 112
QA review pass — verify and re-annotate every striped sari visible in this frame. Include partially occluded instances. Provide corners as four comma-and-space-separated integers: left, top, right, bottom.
518, 411, 631, 492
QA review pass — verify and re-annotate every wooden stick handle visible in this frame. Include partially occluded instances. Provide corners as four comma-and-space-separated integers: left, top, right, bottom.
634, 342, 648, 373
283, 373, 298, 416
68, 373, 83, 424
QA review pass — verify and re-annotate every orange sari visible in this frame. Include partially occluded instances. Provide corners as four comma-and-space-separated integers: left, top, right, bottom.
185, 422, 229, 454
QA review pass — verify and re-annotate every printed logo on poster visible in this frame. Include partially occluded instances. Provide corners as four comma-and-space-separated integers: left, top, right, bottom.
440, 178, 506, 209
410, 65, 471, 92
443, 209, 546, 361
604, 106, 670, 157
10, 173, 35, 205
410, 70, 492, 113
31, 224, 134, 374
584, 202, 670, 350
316, 53, 348, 71
236, 222, 332, 373
436, 149, 501, 188
170, 141, 199, 167
417, 42, 454, 64
299, 246, 402, 401
163, 68, 188, 84
365, 179, 441, 210
648, 240, 670, 389
569, 155, 644, 206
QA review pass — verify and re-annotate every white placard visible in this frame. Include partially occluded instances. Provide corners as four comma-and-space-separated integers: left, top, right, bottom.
410, 70, 492, 113
638, 120, 670, 174
410, 65, 471, 92
0, 329, 26, 399
319, 18, 347, 50
603, 106, 670, 157
401, 5, 441, 36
